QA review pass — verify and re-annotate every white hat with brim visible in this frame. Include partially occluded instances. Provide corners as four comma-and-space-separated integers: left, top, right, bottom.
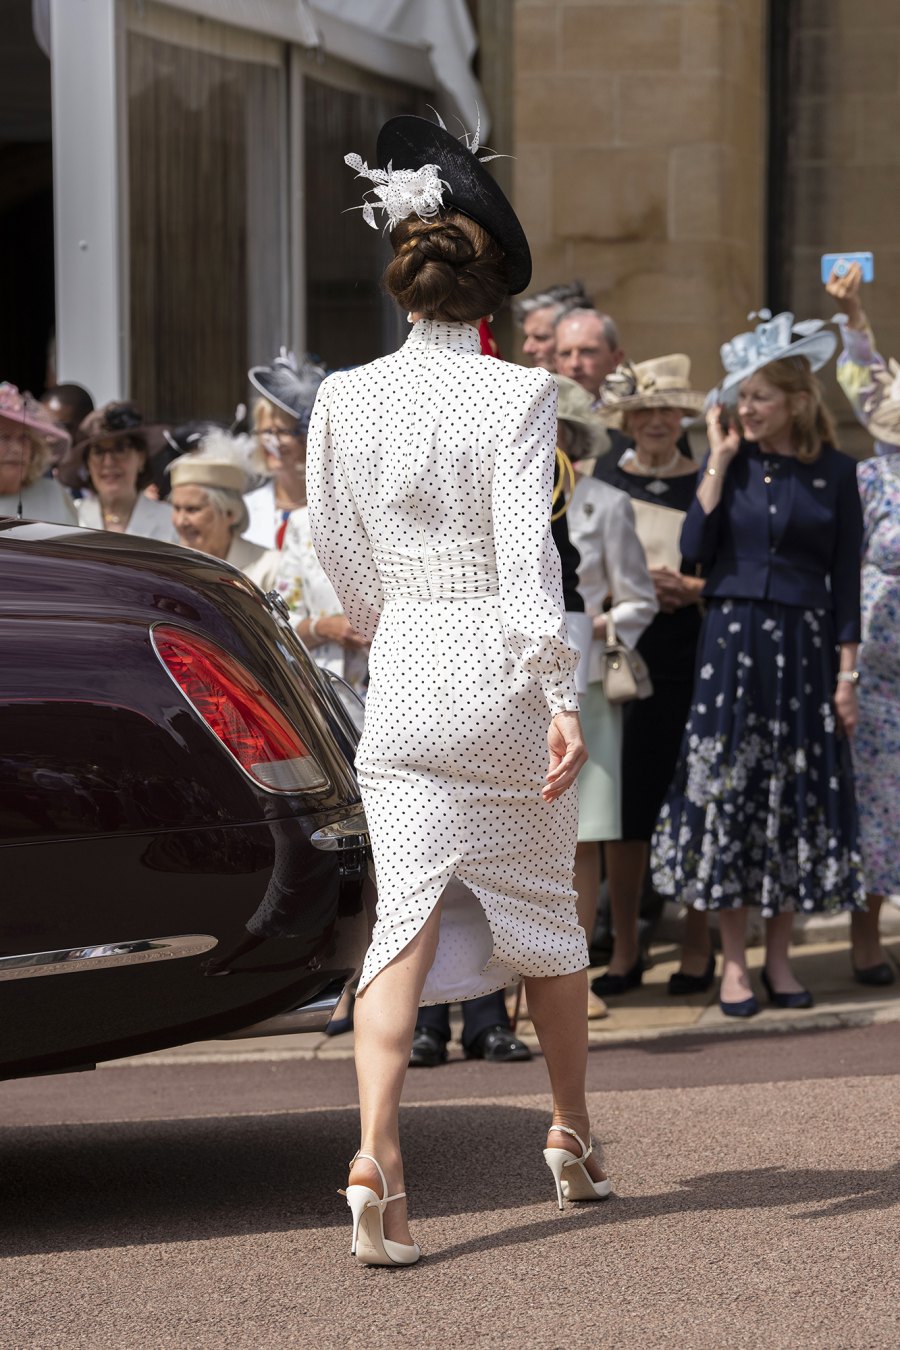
860, 357, 900, 447
169, 456, 248, 494
715, 311, 837, 406
594, 355, 707, 428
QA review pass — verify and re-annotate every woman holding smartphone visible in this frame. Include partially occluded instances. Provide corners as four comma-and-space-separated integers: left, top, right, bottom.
652, 313, 866, 1016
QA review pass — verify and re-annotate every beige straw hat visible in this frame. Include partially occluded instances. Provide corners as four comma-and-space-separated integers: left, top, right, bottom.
595, 355, 706, 427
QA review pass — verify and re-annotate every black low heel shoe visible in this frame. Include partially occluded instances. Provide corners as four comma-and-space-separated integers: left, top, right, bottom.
761, 969, 813, 1009
719, 994, 759, 1018
591, 957, 644, 998
853, 961, 896, 987
668, 953, 716, 997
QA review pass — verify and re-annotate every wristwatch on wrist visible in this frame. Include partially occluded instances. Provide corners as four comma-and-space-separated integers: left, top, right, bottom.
836, 670, 860, 684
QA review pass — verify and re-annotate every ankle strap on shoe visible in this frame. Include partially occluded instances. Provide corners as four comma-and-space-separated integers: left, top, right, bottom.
348, 1151, 406, 1204
548, 1125, 591, 1160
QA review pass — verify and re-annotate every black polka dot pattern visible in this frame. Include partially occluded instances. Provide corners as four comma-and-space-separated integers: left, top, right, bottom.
306, 319, 587, 1002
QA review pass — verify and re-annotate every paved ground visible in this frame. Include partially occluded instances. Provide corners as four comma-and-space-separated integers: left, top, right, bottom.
2, 1011, 899, 1348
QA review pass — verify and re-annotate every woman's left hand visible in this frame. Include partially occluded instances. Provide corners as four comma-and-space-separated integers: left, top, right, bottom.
834, 682, 859, 738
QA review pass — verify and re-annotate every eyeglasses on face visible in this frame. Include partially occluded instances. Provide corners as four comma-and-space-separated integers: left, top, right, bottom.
257, 427, 301, 442
87, 442, 138, 461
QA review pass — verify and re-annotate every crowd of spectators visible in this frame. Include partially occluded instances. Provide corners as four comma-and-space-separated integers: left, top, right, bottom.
0, 256, 896, 1047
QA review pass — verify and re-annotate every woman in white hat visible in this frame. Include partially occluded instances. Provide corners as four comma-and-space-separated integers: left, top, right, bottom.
828, 263, 899, 987
652, 313, 866, 1017
560, 376, 658, 1014
169, 432, 280, 589
0, 383, 77, 526
590, 357, 712, 999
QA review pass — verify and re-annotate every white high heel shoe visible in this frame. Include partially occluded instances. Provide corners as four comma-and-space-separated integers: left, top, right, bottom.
543, 1125, 612, 1210
338, 1152, 421, 1267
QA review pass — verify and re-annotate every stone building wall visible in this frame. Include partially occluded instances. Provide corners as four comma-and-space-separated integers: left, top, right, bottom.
512, 0, 768, 387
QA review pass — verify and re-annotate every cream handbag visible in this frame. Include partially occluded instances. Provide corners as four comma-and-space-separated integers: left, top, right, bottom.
601, 614, 653, 704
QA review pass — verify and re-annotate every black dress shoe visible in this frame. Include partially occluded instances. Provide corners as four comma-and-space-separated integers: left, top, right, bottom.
409, 1027, 448, 1068
591, 957, 645, 998
668, 953, 716, 996
465, 1025, 532, 1062
761, 968, 814, 1009
853, 961, 896, 987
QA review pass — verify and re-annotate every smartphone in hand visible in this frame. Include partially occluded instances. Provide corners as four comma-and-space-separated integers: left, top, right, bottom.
820, 251, 874, 284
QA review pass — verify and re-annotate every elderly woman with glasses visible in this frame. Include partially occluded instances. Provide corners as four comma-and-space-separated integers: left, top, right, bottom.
0, 383, 77, 525
170, 433, 280, 589
73, 402, 178, 541
243, 351, 327, 551
251, 352, 370, 687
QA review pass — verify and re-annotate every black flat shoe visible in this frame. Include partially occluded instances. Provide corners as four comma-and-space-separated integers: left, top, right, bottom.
853, 961, 896, 987
668, 953, 716, 996
719, 994, 759, 1018
465, 1025, 532, 1062
761, 968, 814, 1009
409, 1027, 448, 1068
591, 957, 644, 998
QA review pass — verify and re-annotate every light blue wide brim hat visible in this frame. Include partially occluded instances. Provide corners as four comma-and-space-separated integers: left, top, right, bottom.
713, 310, 838, 406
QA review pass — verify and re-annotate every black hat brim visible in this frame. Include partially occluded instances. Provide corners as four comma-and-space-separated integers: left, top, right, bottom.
376, 116, 532, 295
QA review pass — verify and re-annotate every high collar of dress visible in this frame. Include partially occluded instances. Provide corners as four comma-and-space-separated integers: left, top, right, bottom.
403, 318, 482, 355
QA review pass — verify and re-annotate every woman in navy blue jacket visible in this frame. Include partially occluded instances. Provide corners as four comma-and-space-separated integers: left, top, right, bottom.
652, 339, 866, 1016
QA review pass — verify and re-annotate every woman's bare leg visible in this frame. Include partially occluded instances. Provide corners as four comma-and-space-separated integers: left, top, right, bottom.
603, 839, 646, 974
524, 969, 606, 1181
718, 907, 752, 1003
851, 894, 887, 969
676, 906, 712, 977
350, 901, 443, 1245
574, 841, 607, 1016
764, 911, 804, 993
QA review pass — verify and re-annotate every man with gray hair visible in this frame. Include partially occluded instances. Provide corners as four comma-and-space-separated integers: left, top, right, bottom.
516, 281, 593, 370
554, 308, 625, 407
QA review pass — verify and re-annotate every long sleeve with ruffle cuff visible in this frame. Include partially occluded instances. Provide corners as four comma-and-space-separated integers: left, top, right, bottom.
492, 373, 580, 716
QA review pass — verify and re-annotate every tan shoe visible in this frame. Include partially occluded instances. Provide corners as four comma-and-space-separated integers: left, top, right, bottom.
587, 989, 609, 1019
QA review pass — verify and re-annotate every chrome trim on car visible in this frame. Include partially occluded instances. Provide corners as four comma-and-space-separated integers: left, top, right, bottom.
310, 809, 369, 851
0, 934, 218, 981
218, 979, 347, 1038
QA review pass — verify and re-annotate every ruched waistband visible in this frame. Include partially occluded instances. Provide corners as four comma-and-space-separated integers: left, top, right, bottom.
374, 536, 499, 601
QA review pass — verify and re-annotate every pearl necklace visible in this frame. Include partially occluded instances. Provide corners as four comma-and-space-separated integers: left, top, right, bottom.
631, 447, 683, 477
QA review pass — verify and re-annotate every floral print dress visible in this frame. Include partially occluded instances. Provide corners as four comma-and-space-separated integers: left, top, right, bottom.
854, 456, 900, 894
651, 444, 866, 916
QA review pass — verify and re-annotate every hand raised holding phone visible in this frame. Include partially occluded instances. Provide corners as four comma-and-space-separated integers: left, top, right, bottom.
824, 259, 867, 331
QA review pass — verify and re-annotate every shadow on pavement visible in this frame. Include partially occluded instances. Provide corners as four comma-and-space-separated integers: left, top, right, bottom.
2, 1101, 898, 1259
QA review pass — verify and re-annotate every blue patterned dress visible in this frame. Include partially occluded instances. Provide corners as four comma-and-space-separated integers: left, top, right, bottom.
854, 456, 900, 894
651, 442, 866, 916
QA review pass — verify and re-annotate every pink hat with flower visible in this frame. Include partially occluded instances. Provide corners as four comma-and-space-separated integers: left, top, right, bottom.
0, 383, 72, 450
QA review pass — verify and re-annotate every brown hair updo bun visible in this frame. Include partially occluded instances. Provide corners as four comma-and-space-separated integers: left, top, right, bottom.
383, 209, 509, 322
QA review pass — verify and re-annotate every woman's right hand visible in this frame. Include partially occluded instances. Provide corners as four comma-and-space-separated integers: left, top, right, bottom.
543, 711, 588, 802
705, 404, 741, 467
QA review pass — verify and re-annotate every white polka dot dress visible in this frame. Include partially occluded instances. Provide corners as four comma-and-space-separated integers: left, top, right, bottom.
306, 319, 588, 1004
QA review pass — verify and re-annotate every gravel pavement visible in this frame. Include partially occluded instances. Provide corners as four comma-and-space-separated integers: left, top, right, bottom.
2, 1024, 899, 1350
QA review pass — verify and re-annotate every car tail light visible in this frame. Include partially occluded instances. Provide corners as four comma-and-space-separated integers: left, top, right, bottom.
152, 624, 329, 794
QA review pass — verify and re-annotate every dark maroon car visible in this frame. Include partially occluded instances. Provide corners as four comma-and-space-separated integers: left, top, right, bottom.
0, 519, 372, 1082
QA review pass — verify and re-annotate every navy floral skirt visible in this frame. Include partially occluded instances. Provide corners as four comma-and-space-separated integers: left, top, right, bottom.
651, 599, 866, 915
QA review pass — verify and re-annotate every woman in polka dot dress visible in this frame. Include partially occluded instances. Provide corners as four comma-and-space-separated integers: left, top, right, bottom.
307, 115, 610, 1265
